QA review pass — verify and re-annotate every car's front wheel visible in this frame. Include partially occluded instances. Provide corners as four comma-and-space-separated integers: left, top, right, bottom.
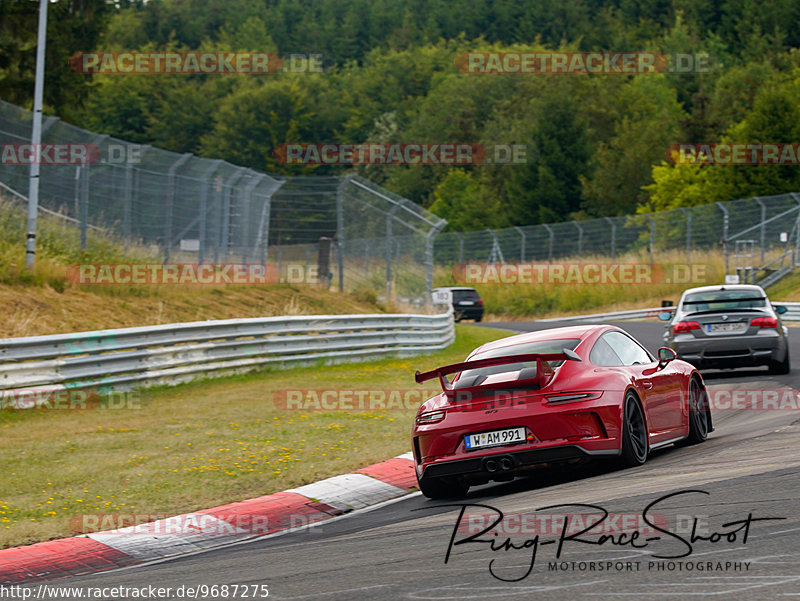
417, 474, 469, 499
619, 392, 648, 467
684, 377, 710, 444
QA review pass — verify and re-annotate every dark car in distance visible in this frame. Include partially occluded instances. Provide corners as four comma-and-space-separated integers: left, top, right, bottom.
433, 287, 484, 322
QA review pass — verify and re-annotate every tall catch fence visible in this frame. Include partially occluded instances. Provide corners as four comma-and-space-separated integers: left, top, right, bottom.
1, 98, 799, 303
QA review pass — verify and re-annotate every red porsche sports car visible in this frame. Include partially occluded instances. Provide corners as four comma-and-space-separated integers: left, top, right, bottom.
412, 324, 712, 499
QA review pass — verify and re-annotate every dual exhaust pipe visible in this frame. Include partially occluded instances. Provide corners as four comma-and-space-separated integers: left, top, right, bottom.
484, 456, 514, 473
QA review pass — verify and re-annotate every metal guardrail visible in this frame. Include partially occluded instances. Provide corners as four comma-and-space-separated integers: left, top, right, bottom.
537, 302, 800, 324
0, 310, 454, 393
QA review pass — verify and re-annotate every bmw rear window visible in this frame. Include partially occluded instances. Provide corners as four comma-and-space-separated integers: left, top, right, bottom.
682, 290, 766, 312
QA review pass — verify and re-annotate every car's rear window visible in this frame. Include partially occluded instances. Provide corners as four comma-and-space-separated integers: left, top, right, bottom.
452, 289, 481, 301
682, 290, 766, 311
455, 338, 581, 385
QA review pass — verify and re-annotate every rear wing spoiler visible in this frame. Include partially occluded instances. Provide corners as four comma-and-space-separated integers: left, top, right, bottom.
414, 350, 581, 397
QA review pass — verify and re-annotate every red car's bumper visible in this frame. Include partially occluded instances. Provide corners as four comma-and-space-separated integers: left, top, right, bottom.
413, 391, 624, 481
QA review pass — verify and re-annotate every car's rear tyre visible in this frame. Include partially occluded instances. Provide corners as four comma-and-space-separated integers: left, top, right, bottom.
769, 350, 790, 375
417, 474, 469, 499
619, 392, 648, 467
475, 315, 483, 323
683, 377, 710, 445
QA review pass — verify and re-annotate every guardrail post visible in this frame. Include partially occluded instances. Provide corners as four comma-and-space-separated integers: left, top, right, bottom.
543, 224, 554, 262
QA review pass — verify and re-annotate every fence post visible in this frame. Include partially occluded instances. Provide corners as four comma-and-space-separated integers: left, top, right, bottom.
574, 222, 583, 259
165, 153, 192, 263
604, 217, 616, 259
243, 172, 265, 263
716, 202, 730, 276
755, 197, 766, 264
220, 167, 247, 263
426, 219, 446, 304
386, 205, 397, 300
543, 224, 554, 262
455, 232, 464, 264
336, 174, 354, 292
514, 226, 526, 262
792, 193, 800, 267
680, 208, 691, 265
79, 164, 88, 249
197, 160, 222, 264
254, 179, 282, 264
123, 163, 132, 251
645, 214, 655, 265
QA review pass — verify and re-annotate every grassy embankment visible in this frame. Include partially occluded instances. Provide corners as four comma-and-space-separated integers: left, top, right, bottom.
0, 195, 387, 337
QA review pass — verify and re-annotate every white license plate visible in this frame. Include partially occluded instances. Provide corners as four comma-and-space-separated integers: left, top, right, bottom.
706, 323, 746, 334
464, 427, 526, 450
458, 301, 475, 306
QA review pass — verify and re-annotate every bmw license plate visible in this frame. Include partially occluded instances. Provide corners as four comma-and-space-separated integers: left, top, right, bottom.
464, 427, 526, 450
458, 301, 475, 305
706, 323, 746, 334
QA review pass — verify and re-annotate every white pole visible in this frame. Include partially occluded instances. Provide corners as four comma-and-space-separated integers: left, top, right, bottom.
26, 0, 48, 270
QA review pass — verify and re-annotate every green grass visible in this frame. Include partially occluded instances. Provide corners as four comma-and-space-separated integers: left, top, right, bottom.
0, 324, 509, 548
435, 249, 730, 318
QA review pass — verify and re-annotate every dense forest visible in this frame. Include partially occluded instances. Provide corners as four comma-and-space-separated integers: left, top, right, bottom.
2, 0, 800, 230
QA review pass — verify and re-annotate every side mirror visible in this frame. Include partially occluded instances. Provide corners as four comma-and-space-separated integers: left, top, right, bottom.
774, 305, 788, 315
657, 311, 672, 321
657, 347, 677, 365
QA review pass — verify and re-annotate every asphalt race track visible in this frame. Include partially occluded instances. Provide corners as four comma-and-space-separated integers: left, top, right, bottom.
35, 321, 800, 600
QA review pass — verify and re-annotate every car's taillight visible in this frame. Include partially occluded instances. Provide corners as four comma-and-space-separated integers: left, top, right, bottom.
477, 300, 484, 306
545, 391, 603, 405
415, 410, 445, 425
751, 316, 778, 329
673, 321, 701, 334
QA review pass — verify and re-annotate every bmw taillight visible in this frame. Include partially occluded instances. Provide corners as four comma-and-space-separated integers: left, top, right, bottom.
751, 316, 778, 329
415, 410, 445, 425
477, 300, 484, 306
673, 321, 701, 334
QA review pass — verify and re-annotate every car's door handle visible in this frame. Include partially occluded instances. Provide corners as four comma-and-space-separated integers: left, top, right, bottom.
642, 380, 653, 390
